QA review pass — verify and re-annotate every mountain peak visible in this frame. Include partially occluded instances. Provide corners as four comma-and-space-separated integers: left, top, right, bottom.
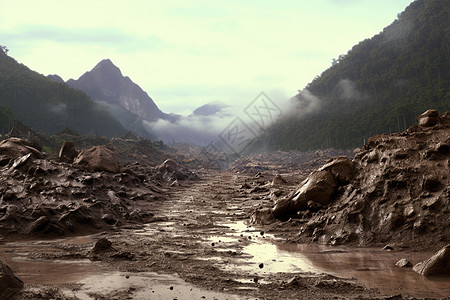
67, 59, 170, 122
92, 58, 122, 77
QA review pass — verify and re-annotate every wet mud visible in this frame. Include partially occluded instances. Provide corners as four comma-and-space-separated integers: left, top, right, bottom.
2, 170, 449, 299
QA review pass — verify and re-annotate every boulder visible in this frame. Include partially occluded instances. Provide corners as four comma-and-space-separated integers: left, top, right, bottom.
395, 258, 412, 268
74, 146, 119, 173
0, 138, 43, 160
92, 238, 112, 253
319, 156, 355, 185
413, 244, 450, 276
58, 141, 77, 163
272, 174, 287, 186
273, 157, 354, 219
0, 259, 24, 299
273, 169, 337, 218
416, 109, 441, 127
158, 159, 178, 173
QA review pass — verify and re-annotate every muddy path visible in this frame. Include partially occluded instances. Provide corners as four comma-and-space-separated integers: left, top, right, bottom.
2, 170, 449, 299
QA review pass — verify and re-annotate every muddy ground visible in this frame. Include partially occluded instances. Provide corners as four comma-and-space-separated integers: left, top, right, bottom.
1, 124, 449, 299
2, 167, 447, 299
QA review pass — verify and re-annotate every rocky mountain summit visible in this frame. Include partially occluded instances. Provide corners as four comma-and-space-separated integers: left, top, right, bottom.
255, 109, 450, 251
67, 59, 167, 122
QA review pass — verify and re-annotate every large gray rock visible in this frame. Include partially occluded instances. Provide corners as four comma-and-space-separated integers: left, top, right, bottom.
0, 259, 24, 299
413, 244, 450, 276
74, 146, 119, 173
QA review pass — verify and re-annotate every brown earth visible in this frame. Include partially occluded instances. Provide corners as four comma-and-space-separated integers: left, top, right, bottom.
1, 111, 450, 299
257, 110, 450, 253
5, 170, 393, 300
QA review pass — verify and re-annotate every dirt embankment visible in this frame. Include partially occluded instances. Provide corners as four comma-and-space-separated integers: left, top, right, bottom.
259, 110, 450, 251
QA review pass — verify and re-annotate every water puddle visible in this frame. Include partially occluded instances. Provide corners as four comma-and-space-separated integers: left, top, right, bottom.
279, 244, 450, 299
205, 221, 450, 298
64, 271, 242, 300
0, 237, 243, 300
1, 220, 449, 299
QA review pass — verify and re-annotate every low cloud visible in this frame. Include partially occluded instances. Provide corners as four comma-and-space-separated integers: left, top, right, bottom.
144, 110, 237, 146
286, 88, 322, 119
337, 79, 361, 100
49, 103, 67, 115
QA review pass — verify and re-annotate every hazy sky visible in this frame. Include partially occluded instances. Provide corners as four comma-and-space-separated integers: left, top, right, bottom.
0, 0, 414, 115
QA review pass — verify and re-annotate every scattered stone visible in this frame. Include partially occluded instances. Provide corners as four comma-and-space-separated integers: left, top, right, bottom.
158, 159, 178, 173
101, 214, 117, 225
0, 259, 24, 299
395, 258, 412, 268
259, 263, 264, 269
74, 146, 120, 173
92, 238, 112, 253
413, 244, 450, 276
383, 245, 394, 251
58, 141, 77, 162
271, 174, 287, 186
111, 251, 134, 260
416, 109, 441, 127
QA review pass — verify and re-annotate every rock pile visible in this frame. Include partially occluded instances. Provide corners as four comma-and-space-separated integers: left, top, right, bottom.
257, 110, 450, 250
0, 138, 197, 239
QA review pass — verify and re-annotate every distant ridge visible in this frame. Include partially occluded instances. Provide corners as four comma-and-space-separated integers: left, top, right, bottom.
0, 51, 126, 137
260, 0, 450, 151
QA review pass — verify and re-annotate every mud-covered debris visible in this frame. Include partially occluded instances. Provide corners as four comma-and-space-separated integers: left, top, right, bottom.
0, 259, 23, 299
416, 109, 441, 127
153, 159, 198, 182
261, 110, 450, 248
58, 141, 77, 163
0, 137, 43, 160
413, 244, 450, 276
92, 238, 113, 253
272, 157, 354, 219
158, 159, 178, 173
395, 258, 412, 268
111, 251, 134, 260
285, 275, 307, 288
74, 146, 120, 173
271, 174, 287, 186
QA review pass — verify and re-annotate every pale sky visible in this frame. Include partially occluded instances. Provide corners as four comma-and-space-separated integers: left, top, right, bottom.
0, 0, 414, 115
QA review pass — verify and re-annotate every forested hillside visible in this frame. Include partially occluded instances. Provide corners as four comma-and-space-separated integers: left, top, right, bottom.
0, 49, 126, 137
261, 0, 450, 150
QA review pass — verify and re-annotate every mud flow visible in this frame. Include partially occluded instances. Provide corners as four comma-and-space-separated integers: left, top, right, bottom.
1, 132, 450, 299
1, 220, 449, 299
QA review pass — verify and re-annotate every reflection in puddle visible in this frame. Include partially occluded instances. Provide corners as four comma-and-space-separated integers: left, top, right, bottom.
66, 271, 242, 300
207, 221, 450, 299
0, 238, 243, 300
279, 244, 450, 299
0, 237, 109, 285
